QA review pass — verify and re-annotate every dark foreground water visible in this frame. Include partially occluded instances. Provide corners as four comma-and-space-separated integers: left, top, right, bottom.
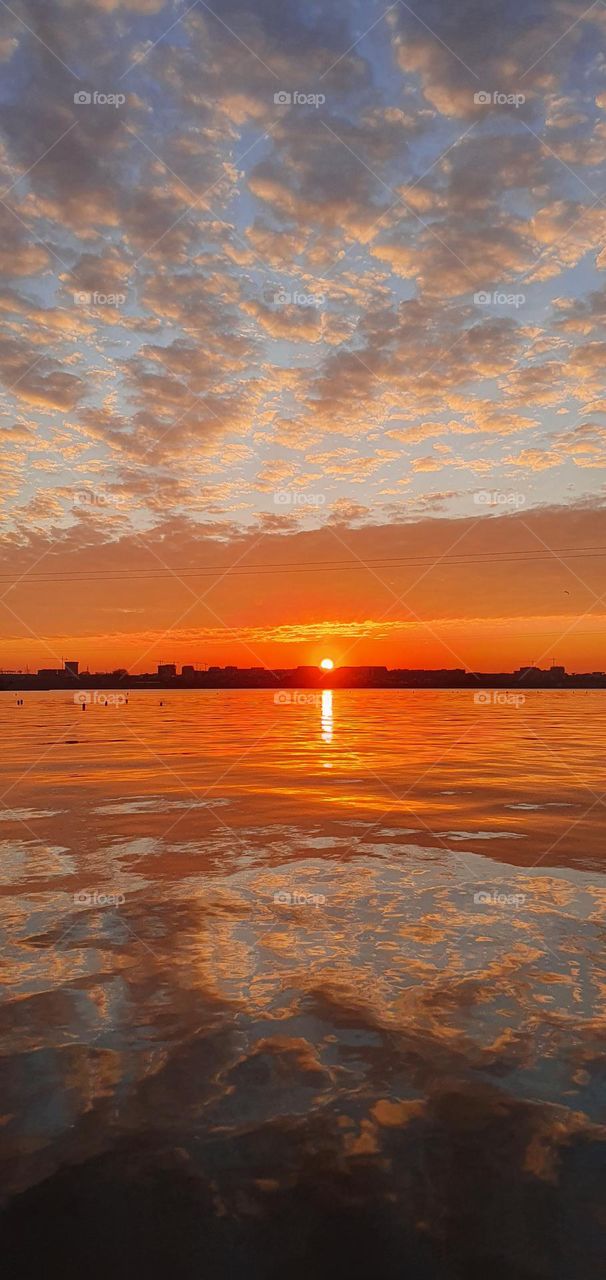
1, 690, 605, 1278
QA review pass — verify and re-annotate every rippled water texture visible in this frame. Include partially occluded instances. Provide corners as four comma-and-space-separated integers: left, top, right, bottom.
1, 690, 605, 1278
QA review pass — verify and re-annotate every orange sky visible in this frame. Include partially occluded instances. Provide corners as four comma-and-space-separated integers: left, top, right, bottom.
1, 505, 605, 673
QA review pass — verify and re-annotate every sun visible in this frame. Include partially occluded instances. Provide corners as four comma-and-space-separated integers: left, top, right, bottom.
320, 658, 334, 671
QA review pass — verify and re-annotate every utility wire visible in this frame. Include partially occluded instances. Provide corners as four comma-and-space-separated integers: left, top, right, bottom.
0, 545, 605, 586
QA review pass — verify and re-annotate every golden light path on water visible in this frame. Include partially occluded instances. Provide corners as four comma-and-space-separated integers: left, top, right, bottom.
1, 690, 605, 1274
321, 688, 333, 745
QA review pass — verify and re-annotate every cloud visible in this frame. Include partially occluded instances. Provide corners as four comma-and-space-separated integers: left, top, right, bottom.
389, 0, 605, 120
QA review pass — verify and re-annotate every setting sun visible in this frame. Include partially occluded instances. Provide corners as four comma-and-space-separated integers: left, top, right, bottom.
320, 658, 334, 670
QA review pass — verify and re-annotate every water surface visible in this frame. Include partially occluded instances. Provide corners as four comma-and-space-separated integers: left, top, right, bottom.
1, 691, 605, 1278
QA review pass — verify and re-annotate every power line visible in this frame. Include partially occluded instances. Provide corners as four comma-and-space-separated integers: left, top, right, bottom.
0, 545, 605, 587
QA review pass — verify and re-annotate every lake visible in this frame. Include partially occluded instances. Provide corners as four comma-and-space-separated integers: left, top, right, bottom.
1, 690, 605, 1278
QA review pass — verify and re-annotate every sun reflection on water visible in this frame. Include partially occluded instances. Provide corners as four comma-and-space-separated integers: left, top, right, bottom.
321, 688, 333, 745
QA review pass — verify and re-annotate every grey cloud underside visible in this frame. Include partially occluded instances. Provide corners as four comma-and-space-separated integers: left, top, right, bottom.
0, 0, 604, 544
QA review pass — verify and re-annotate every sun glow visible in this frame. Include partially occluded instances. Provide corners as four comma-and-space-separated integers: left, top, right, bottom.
320, 658, 334, 670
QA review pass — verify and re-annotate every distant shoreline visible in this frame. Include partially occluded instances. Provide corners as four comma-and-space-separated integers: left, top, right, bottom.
1, 674, 605, 692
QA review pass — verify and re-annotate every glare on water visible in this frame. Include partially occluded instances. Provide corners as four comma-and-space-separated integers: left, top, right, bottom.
1, 690, 605, 1275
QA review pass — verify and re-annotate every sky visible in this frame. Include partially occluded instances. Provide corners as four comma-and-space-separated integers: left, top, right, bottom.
0, 0, 605, 674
